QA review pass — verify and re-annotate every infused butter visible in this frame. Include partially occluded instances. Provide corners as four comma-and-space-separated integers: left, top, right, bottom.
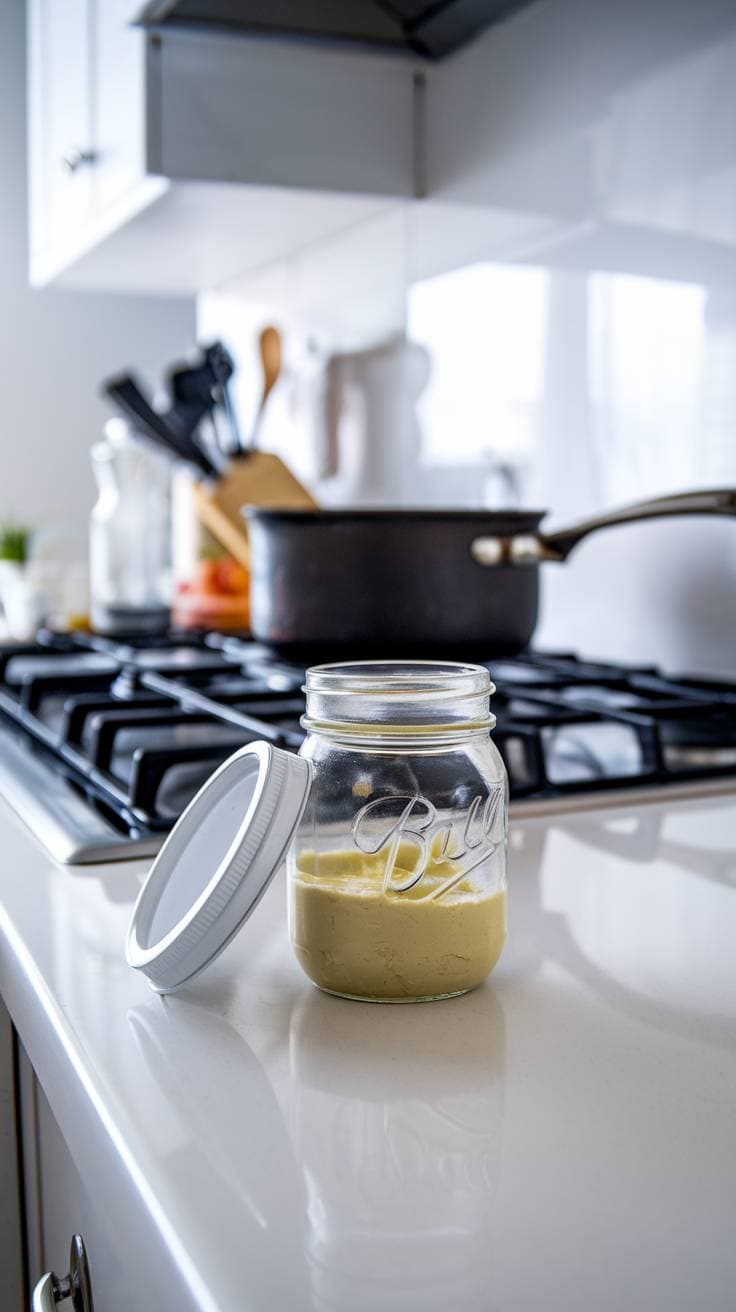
290, 845, 506, 1002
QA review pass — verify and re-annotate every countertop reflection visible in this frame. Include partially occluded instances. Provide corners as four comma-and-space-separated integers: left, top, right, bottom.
286, 988, 505, 1312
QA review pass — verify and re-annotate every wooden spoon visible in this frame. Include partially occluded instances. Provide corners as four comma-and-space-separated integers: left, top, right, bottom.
251, 326, 282, 447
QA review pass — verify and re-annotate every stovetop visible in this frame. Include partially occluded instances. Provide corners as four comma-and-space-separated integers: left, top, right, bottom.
1, 630, 735, 864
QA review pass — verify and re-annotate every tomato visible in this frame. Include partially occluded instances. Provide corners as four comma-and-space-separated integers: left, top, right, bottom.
197, 559, 222, 596
213, 557, 249, 596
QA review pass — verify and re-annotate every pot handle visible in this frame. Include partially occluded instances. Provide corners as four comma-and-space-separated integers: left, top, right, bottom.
471, 487, 736, 566
539, 487, 736, 561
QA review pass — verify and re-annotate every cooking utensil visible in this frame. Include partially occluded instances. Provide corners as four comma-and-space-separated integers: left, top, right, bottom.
103, 374, 218, 477
247, 326, 282, 452
258, 328, 281, 418
244, 488, 736, 656
167, 341, 239, 467
104, 336, 314, 570
209, 341, 242, 458
103, 342, 240, 477
181, 329, 316, 567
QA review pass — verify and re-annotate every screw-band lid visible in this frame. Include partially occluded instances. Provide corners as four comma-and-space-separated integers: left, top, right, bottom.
126, 741, 311, 993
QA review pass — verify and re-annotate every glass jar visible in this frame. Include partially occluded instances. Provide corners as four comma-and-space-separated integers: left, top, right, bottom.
288, 662, 508, 1003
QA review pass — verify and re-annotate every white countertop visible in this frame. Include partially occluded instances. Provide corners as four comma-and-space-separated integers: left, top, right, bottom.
1, 787, 735, 1311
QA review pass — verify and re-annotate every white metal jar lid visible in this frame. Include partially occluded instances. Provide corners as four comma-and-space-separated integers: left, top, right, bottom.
126, 741, 311, 993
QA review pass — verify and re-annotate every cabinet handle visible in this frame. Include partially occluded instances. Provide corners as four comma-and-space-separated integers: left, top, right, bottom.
32, 1235, 94, 1312
60, 147, 97, 174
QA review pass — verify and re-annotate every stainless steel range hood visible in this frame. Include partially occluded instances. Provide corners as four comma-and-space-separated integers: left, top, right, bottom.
134, 0, 534, 60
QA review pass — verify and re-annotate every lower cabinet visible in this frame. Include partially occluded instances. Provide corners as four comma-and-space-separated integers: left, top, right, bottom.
17, 1044, 126, 1310
0, 1004, 126, 1312
0, 1000, 200, 1312
0, 1003, 24, 1309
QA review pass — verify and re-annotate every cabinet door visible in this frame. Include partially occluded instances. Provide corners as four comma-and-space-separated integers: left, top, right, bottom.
28, 0, 95, 264
17, 1047, 127, 1312
93, 0, 147, 214
0, 1005, 24, 1311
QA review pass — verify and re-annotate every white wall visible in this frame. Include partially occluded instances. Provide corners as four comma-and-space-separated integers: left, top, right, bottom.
0, 0, 194, 552
421, 0, 736, 674
200, 0, 736, 675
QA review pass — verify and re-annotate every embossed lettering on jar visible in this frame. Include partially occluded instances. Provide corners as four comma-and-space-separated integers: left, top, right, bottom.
289, 662, 509, 1002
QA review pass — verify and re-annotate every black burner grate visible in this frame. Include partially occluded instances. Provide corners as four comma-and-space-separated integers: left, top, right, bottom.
1, 630, 734, 845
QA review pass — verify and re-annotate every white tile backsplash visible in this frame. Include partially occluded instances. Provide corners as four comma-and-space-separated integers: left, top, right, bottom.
199, 0, 736, 674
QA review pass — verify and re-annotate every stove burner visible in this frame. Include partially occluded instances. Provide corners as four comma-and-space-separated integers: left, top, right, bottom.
0, 630, 734, 863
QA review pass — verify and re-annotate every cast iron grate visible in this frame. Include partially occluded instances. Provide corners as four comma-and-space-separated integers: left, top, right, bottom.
0, 629, 734, 843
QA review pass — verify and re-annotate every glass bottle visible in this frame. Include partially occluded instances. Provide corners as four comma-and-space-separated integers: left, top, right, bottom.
90, 418, 172, 635
289, 661, 508, 1002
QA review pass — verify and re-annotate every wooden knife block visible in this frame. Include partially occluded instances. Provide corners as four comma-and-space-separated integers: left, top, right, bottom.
192, 453, 316, 568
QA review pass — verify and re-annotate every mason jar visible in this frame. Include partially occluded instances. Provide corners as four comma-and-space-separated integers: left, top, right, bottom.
288, 662, 508, 1003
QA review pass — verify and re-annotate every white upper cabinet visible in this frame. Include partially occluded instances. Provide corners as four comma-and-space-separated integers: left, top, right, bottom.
27, 2, 419, 292
28, 0, 95, 266
93, 0, 147, 214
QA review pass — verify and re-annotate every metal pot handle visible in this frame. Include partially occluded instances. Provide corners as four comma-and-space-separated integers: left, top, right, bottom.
471, 488, 736, 566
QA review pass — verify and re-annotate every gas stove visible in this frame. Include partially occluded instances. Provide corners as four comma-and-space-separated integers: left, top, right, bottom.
0, 630, 735, 864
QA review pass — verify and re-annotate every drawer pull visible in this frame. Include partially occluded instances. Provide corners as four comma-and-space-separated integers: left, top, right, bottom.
61, 147, 97, 174
32, 1235, 94, 1311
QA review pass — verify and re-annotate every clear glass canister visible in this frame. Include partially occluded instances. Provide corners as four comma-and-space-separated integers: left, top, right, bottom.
289, 662, 508, 1003
90, 418, 172, 635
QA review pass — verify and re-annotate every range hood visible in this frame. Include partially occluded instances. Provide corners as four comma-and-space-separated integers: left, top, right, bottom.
134, 0, 534, 60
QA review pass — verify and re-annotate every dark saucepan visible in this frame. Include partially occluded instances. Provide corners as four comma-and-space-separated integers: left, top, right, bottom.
244, 488, 736, 658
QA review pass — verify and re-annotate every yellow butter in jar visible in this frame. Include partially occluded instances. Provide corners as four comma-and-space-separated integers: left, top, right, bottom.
292, 845, 506, 1002
289, 663, 508, 1003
